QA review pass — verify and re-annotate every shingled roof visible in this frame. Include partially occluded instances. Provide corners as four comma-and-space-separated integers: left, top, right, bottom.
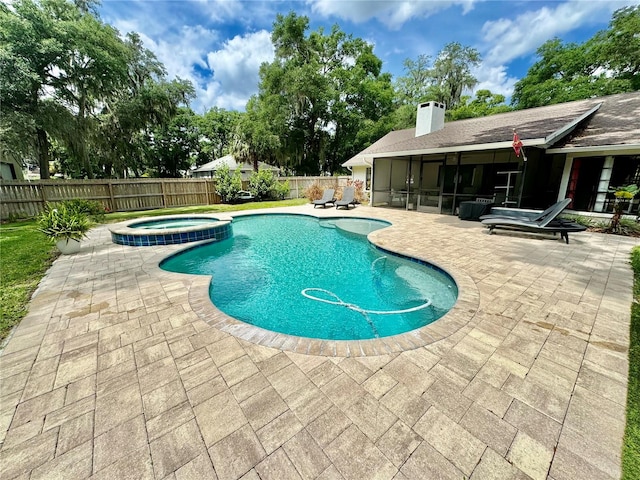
344, 92, 640, 167
193, 154, 279, 173
549, 91, 640, 151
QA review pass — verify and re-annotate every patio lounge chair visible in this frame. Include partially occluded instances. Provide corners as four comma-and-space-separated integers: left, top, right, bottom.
479, 198, 572, 222
336, 186, 356, 210
312, 188, 336, 208
481, 198, 586, 243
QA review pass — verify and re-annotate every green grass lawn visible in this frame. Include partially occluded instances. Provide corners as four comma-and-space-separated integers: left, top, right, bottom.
623, 245, 640, 479
0, 220, 58, 342
104, 198, 308, 222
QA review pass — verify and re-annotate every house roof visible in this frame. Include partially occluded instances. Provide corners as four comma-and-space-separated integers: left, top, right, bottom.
343, 92, 640, 167
548, 91, 640, 153
193, 154, 279, 173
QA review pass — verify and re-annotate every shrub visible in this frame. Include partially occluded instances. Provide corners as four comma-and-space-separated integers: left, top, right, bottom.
60, 199, 107, 221
249, 170, 279, 201
624, 246, 640, 478
592, 220, 611, 230
560, 214, 593, 227
586, 216, 640, 236
620, 218, 640, 236
215, 165, 242, 203
304, 181, 325, 202
37, 204, 90, 242
275, 179, 290, 200
347, 179, 367, 204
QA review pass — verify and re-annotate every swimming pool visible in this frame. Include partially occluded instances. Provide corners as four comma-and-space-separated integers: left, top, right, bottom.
161, 214, 458, 340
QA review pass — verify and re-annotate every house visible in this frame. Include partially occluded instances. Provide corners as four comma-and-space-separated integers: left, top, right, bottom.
191, 154, 280, 181
343, 92, 640, 215
0, 153, 24, 181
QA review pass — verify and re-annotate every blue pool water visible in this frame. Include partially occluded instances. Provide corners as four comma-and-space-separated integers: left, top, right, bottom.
160, 214, 458, 340
131, 218, 219, 229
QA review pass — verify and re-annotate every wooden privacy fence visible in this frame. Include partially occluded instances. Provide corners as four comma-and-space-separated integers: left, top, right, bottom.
0, 176, 349, 220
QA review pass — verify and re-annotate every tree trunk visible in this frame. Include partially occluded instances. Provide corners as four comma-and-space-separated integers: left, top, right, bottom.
36, 128, 51, 179
610, 202, 623, 233
78, 92, 94, 179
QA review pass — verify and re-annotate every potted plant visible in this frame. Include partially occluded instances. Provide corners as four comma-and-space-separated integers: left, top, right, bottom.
38, 204, 90, 254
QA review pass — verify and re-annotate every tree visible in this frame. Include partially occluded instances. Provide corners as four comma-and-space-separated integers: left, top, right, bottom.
50, 7, 130, 178
448, 90, 512, 120
591, 5, 640, 90
96, 76, 195, 178
430, 42, 481, 109
390, 43, 481, 129
1, 0, 131, 179
1, 1, 194, 180
326, 43, 394, 173
0, 0, 72, 178
256, 12, 394, 175
231, 97, 280, 172
197, 107, 242, 163
394, 54, 433, 105
148, 107, 199, 177
512, 6, 639, 109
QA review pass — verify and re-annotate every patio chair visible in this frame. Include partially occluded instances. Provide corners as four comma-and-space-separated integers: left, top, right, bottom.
479, 198, 572, 222
312, 188, 336, 208
481, 198, 586, 243
336, 186, 356, 210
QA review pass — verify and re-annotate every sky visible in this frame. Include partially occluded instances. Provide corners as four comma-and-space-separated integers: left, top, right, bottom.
98, 0, 637, 113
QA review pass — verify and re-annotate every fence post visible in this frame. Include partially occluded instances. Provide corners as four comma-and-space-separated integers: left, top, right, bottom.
39, 182, 47, 208
160, 180, 168, 208
108, 181, 115, 212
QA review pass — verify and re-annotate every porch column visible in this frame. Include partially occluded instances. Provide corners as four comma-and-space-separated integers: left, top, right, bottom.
594, 156, 615, 212
367, 160, 373, 206
558, 156, 574, 202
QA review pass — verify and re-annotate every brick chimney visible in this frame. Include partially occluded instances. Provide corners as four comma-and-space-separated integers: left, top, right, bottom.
415, 101, 445, 137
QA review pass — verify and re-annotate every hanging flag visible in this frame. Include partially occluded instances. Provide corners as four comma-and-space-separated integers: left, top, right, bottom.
512, 130, 523, 157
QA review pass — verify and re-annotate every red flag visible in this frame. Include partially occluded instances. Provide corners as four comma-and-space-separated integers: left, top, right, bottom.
512, 131, 523, 157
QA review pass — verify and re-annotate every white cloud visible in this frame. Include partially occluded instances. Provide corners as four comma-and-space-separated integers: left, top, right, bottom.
474, 0, 636, 100
205, 30, 275, 110
472, 64, 518, 101
196, 0, 244, 23
307, 0, 477, 30
481, 0, 631, 65
106, 7, 274, 112
134, 25, 218, 80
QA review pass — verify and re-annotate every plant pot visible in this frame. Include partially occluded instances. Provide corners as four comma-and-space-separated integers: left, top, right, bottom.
56, 238, 81, 254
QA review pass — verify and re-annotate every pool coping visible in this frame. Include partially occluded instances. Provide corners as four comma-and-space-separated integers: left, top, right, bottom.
142, 211, 480, 357
108, 213, 233, 236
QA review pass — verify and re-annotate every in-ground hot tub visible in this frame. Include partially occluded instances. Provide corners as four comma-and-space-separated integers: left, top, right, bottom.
109, 214, 232, 246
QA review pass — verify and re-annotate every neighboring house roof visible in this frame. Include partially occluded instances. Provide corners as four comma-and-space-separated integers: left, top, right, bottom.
0, 157, 24, 181
193, 154, 279, 173
343, 92, 640, 167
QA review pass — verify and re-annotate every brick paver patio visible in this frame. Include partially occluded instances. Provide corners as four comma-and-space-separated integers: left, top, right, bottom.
0, 205, 636, 479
